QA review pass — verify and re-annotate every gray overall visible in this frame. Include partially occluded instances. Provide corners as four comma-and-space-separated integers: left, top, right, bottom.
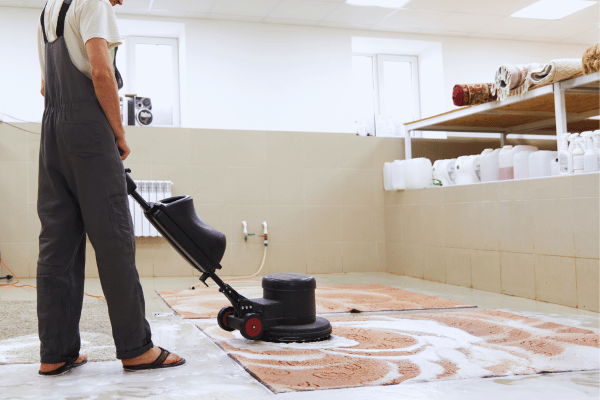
37, 0, 153, 363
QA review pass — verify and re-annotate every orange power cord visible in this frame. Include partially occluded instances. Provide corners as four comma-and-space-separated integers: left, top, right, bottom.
0, 257, 105, 300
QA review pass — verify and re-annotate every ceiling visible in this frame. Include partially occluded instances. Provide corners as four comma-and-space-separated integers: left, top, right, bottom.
5, 0, 600, 44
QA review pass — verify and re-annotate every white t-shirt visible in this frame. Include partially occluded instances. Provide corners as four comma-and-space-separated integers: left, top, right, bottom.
38, 0, 122, 81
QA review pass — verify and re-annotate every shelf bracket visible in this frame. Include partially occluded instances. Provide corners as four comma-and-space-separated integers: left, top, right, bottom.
405, 130, 413, 160
553, 82, 568, 148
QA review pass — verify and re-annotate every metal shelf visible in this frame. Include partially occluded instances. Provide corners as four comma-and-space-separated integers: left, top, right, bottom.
403, 72, 600, 159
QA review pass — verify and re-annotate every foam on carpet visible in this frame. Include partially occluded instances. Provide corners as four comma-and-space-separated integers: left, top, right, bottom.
196, 310, 599, 393
0, 300, 115, 364
157, 284, 476, 319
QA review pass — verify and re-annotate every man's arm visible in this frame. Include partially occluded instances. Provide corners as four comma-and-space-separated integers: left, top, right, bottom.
85, 37, 130, 160
41, 79, 44, 97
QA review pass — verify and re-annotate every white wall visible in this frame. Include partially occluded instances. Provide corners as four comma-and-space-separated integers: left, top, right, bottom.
0, 6, 592, 132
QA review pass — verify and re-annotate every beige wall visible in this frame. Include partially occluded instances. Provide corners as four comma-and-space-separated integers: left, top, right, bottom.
1, 123, 598, 312
385, 174, 600, 312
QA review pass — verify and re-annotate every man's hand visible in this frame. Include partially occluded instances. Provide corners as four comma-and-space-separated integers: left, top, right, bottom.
115, 135, 130, 160
41, 79, 45, 97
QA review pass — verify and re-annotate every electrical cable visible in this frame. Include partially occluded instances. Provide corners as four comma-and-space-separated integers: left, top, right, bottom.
0, 257, 106, 300
0, 112, 41, 123
0, 121, 41, 135
0, 112, 42, 134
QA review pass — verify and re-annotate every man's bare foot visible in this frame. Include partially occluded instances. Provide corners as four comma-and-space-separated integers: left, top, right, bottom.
39, 354, 88, 373
121, 346, 182, 367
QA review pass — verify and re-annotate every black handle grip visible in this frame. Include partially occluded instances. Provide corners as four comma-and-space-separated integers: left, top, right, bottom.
124, 168, 137, 195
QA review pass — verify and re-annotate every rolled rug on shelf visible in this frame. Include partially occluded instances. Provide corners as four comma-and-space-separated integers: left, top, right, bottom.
582, 44, 599, 74
452, 83, 497, 107
494, 63, 543, 101
526, 59, 584, 91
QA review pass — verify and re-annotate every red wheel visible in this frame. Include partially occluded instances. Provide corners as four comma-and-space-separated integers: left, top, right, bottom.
217, 306, 235, 332
240, 313, 263, 340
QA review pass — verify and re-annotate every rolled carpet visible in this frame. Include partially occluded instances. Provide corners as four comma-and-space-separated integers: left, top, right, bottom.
494, 63, 543, 100
582, 44, 599, 74
452, 83, 497, 107
527, 58, 584, 90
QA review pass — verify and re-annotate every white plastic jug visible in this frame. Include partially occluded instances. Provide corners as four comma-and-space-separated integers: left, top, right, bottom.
499, 145, 538, 180
432, 159, 456, 186
480, 148, 500, 182
513, 149, 537, 179
391, 160, 406, 190
383, 162, 394, 191
404, 158, 433, 190
454, 155, 481, 185
529, 151, 558, 178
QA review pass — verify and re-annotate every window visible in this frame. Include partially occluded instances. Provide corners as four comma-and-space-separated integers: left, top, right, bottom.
116, 36, 181, 127
352, 54, 420, 136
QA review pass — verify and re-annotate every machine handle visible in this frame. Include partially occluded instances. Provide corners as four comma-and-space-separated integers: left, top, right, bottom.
125, 168, 137, 195
124, 168, 151, 211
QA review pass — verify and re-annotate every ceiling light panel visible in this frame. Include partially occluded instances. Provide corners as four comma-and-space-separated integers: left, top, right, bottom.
345, 0, 410, 8
511, 0, 597, 20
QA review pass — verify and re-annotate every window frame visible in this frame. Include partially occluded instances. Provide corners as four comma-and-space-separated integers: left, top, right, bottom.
352, 53, 421, 136
124, 36, 181, 127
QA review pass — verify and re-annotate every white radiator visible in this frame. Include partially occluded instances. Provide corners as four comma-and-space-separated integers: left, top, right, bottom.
129, 180, 173, 237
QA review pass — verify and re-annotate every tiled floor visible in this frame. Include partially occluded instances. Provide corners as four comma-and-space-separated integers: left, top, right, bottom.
0, 273, 598, 400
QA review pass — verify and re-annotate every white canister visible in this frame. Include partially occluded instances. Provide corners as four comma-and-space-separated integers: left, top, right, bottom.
480, 148, 501, 182
391, 160, 406, 190
383, 162, 394, 191
529, 151, 558, 178
432, 159, 456, 186
499, 145, 538, 180
454, 155, 481, 185
405, 158, 433, 190
513, 150, 536, 179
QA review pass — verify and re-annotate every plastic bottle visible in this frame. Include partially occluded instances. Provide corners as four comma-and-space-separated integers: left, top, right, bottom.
582, 131, 599, 173
513, 148, 537, 179
391, 160, 406, 190
455, 155, 481, 185
529, 151, 558, 178
480, 148, 501, 182
558, 133, 573, 175
573, 138, 585, 174
432, 159, 456, 186
383, 162, 394, 191
594, 130, 600, 170
404, 158, 433, 190
498, 145, 538, 180
550, 158, 559, 176
568, 133, 579, 152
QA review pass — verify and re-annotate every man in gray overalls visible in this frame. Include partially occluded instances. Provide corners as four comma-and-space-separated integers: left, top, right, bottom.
37, 0, 184, 375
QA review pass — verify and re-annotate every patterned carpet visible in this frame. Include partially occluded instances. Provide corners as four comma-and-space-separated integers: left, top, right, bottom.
197, 310, 600, 393
157, 284, 476, 319
0, 299, 115, 364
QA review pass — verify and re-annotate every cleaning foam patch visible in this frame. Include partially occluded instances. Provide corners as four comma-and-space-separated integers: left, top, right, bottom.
197, 310, 600, 393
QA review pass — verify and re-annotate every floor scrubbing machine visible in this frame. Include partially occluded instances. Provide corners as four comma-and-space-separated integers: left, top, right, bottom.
124, 169, 332, 342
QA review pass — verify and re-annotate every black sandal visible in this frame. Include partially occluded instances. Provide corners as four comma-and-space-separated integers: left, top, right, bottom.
39, 356, 88, 376
123, 347, 185, 371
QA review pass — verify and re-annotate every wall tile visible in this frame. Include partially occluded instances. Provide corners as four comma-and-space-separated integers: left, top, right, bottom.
267, 206, 306, 243
526, 175, 572, 200
500, 252, 536, 300
339, 135, 374, 169
121, 164, 153, 181
401, 205, 421, 245
420, 204, 445, 247
28, 242, 38, 279
531, 199, 574, 257
468, 202, 500, 251
230, 242, 268, 276
28, 162, 38, 203
372, 137, 404, 168
496, 179, 529, 201
340, 169, 376, 206
375, 206, 386, 244
400, 189, 423, 205
423, 246, 446, 283
27, 202, 40, 244
190, 166, 231, 205
444, 203, 470, 249
341, 206, 376, 242
189, 130, 235, 167
386, 242, 403, 275
267, 167, 304, 205
384, 205, 402, 243
342, 242, 378, 273
421, 188, 443, 204
303, 168, 340, 205
224, 130, 267, 168
150, 128, 192, 166
573, 198, 599, 259
152, 164, 192, 198
466, 182, 498, 203
28, 134, 41, 164
0, 202, 28, 244
535, 254, 577, 308
133, 237, 156, 277
445, 247, 471, 287
266, 131, 303, 168
123, 127, 154, 165
154, 239, 194, 277
0, 128, 27, 163
1, 243, 30, 279
572, 173, 599, 198
401, 243, 424, 279
302, 132, 339, 169
195, 204, 231, 241
443, 185, 469, 203
471, 249, 501, 293
304, 206, 341, 242
377, 242, 387, 272
576, 258, 599, 312
0, 162, 27, 202
383, 191, 404, 206
229, 205, 268, 244
307, 242, 343, 274
229, 167, 269, 205
498, 200, 534, 253
262, 243, 307, 275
